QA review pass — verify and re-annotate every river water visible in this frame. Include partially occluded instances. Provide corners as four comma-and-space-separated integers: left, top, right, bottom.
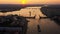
26, 18, 60, 34
0, 7, 60, 34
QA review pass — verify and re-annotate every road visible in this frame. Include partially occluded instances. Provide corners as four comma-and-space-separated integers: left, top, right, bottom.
26, 18, 60, 34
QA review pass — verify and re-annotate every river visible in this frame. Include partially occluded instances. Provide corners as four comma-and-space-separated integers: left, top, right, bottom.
26, 18, 60, 34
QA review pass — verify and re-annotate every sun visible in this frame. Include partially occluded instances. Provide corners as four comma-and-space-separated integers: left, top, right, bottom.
20, 0, 27, 4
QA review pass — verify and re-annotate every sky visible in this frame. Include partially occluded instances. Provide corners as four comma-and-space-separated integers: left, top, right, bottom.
0, 0, 60, 4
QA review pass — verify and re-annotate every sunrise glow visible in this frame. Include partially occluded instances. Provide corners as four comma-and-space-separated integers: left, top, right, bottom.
20, 0, 27, 4
0, 0, 60, 4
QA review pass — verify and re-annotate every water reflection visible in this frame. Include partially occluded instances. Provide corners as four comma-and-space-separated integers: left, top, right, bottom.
27, 18, 60, 34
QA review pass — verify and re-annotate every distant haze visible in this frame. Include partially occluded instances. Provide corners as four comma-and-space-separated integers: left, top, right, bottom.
0, 0, 60, 4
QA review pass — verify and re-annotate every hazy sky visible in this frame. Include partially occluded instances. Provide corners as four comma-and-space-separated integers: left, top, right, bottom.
0, 0, 60, 4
